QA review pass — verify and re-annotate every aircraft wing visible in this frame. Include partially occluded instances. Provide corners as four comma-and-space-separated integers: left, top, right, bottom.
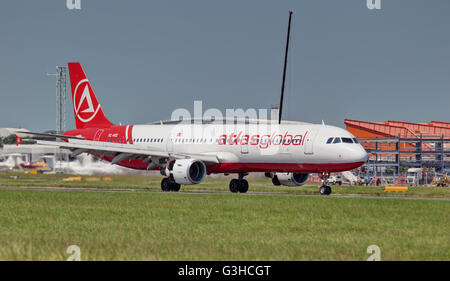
17, 131, 84, 140
36, 140, 220, 164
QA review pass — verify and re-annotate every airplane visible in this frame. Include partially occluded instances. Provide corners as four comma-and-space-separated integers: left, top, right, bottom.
22, 62, 368, 195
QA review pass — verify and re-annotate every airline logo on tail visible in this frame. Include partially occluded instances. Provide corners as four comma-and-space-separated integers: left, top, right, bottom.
73, 79, 101, 123
68, 62, 114, 129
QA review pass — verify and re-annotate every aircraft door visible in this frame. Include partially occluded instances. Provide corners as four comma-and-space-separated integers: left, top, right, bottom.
304, 128, 320, 155
166, 134, 174, 153
240, 124, 249, 154
94, 129, 104, 141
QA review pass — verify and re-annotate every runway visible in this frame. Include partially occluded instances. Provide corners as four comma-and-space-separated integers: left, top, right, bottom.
1, 185, 449, 201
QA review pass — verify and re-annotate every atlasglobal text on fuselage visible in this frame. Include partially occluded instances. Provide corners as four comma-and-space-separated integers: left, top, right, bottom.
218, 132, 306, 148
32, 63, 367, 195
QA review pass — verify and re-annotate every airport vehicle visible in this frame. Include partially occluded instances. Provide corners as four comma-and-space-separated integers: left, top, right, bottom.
406, 168, 423, 186
22, 63, 367, 195
19, 161, 49, 170
432, 174, 449, 187
328, 174, 343, 186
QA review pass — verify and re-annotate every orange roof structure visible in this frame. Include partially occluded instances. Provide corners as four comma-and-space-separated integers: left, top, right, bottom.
345, 119, 450, 157
345, 119, 450, 139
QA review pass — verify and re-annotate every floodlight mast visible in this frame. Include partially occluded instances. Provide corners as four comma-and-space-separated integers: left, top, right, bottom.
278, 10, 293, 124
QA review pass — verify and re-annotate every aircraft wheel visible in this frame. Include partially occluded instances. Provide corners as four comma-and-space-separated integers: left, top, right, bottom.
161, 178, 170, 192
229, 179, 239, 193
320, 185, 332, 196
171, 182, 181, 192
272, 176, 281, 186
238, 179, 249, 193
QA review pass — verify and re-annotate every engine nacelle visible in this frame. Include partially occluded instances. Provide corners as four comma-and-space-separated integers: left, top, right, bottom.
168, 159, 206, 185
273, 172, 309, 186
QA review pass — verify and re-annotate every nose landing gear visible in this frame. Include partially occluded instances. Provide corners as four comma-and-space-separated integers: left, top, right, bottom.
319, 172, 332, 196
319, 185, 332, 195
229, 173, 249, 193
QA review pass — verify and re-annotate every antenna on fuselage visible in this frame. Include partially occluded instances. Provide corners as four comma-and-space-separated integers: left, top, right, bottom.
278, 10, 293, 125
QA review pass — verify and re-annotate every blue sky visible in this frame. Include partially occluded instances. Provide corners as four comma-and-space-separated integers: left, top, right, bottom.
0, 0, 449, 131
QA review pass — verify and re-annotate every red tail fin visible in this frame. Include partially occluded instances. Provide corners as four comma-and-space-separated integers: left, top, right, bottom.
15, 134, 22, 146
67, 62, 115, 129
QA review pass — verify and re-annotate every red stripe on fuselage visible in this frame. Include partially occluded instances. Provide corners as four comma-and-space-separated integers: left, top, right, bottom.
205, 161, 365, 174
100, 159, 364, 174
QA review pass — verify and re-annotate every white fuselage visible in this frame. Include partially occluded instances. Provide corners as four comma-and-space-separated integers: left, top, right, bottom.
114, 123, 368, 173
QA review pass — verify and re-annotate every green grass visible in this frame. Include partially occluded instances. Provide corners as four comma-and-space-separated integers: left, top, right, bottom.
1, 171, 450, 199
0, 189, 449, 260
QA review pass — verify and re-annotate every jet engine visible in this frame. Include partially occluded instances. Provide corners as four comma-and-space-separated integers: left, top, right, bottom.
269, 172, 310, 186
165, 159, 206, 185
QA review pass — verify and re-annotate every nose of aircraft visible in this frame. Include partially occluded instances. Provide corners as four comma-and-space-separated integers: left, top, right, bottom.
353, 145, 368, 163
343, 144, 368, 163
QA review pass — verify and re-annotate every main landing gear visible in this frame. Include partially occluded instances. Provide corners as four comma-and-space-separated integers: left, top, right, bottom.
229, 173, 249, 193
161, 177, 181, 192
319, 172, 332, 196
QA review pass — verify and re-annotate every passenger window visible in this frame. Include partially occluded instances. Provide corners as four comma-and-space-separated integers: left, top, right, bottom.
353, 138, 359, 144
326, 137, 333, 144
342, 137, 353, 144
333, 137, 341, 144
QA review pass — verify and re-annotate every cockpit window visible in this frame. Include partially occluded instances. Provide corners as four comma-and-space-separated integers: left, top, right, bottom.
342, 137, 353, 144
353, 138, 359, 144
333, 137, 341, 144
326, 137, 333, 144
